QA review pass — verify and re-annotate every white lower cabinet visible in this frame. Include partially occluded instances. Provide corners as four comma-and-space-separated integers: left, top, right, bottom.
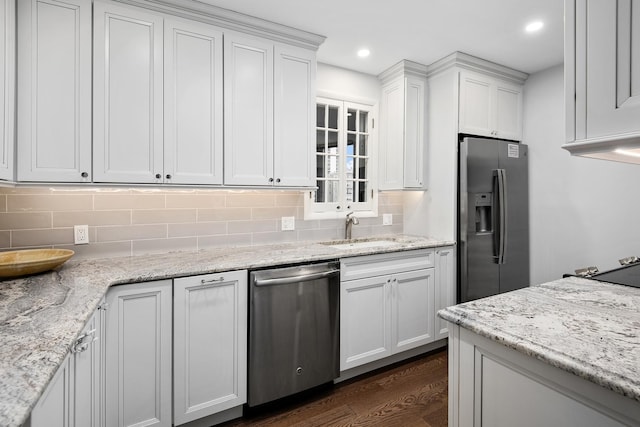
340, 250, 435, 371
105, 280, 173, 427
434, 246, 455, 340
31, 301, 104, 427
173, 271, 247, 425
448, 325, 638, 427
104, 272, 247, 427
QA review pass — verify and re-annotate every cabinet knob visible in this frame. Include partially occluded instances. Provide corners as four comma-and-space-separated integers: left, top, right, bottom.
81, 171, 88, 178
155, 173, 161, 179
166, 174, 172, 180
275, 178, 281, 183
268, 177, 274, 183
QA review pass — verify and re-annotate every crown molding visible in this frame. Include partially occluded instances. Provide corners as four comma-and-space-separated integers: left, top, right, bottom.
378, 60, 428, 84
427, 51, 528, 84
112, 0, 326, 50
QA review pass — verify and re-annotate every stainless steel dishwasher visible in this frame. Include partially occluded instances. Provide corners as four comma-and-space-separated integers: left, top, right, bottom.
248, 261, 340, 407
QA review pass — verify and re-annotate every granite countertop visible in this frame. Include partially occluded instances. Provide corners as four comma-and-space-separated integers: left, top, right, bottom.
0, 235, 453, 427
438, 276, 640, 403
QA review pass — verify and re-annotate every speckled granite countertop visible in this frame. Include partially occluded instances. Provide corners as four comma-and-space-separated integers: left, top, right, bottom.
438, 276, 640, 403
0, 235, 452, 427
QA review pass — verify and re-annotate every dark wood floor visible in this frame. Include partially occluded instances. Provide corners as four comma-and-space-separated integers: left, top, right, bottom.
223, 348, 448, 427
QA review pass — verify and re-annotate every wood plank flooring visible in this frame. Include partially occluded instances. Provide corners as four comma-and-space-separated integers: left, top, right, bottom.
223, 348, 448, 427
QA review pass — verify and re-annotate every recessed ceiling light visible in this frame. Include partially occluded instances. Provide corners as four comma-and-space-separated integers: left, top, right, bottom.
525, 21, 544, 33
357, 48, 370, 58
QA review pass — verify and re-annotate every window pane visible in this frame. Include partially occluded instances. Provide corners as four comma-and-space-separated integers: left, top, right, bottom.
316, 104, 325, 127
347, 133, 355, 155
357, 158, 367, 179
327, 180, 340, 203
315, 181, 325, 202
358, 134, 367, 156
358, 181, 368, 203
328, 131, 338, 150
327, 155, 340, 177
316, 130, 325, 153
345, 156, 354, 178
316, 155, 325, 178
359, 111, 368, 133
347, 109, 356, 131
328, 106, 339, 129
346, 180, 354, 202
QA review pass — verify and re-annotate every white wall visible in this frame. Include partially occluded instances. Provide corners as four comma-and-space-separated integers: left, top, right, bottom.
525, 65, 640, 283
316, 62, 380, 103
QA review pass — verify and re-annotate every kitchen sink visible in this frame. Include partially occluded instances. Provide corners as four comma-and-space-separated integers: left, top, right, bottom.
320, 238, 399, 250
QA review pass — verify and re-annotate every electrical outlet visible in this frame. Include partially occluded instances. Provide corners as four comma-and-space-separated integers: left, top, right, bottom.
281, 216, 295, 231
74, 225, 89, 244
382, 214, 393, 226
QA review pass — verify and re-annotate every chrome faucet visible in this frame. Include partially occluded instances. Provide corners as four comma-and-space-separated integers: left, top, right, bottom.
345, 212, 359, 240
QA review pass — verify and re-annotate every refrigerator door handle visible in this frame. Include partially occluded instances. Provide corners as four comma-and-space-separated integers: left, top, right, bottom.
493, 169, 507, 264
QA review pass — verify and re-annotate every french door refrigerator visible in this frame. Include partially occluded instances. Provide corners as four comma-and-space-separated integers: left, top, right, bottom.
458, 137, 529, 303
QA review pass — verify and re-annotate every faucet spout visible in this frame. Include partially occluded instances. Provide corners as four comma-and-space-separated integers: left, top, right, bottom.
345, 212, 359, 240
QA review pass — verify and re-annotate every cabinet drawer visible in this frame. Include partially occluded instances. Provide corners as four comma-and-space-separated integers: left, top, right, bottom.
340, 249, 434, 281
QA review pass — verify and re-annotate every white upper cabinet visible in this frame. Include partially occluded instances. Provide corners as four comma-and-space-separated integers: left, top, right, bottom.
378, 60, 428, 190
164, 18, 223, 185
274, 45, 316, 187
224, 33, 274, 186
225, 33, 317, 187
17, 0, 91, 182
0, 0, 13, 182
93, 1, 164, 184
564, 0, 640, 163
459, 70, 523, 141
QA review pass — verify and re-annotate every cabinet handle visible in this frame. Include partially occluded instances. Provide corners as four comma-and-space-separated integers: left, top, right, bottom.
155, 173, 161, 179
166, 174, 172, 180
72, 342, 90, 354
201, 276, 225, 284
81, 172, 88, 178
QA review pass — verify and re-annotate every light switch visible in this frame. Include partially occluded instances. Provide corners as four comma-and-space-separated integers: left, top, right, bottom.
382, 214, 393, 226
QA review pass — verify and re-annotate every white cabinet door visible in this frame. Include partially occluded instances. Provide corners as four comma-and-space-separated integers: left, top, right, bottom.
378, 61, 428, 190
582, 0, 640, 138
340, 275, 392, 371
31, 355, 72, 427
224, 33, 274, 186
173, 271, 247, 425
403, 75, 427, 188
0, 0, 14, 181
459, 71, 523, 140
164, 18, 223, 185
17, 0, 91, 182
105, 280, 172, 427
273, 44, 315, 187
434, 246, 455, 340
392, 268, 435, 353
73, 305, 102, 427
93, 1, 164, 183
378, 78, 405, 190
459, 72, 493, 137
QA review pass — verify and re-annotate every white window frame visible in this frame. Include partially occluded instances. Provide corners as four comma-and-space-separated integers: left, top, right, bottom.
304, 96, 378, 220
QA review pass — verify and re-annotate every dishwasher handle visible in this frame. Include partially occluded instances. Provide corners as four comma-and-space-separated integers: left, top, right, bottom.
253, 269, 340, 287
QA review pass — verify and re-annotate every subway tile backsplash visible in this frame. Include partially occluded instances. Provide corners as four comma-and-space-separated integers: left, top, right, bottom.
0, 187, 404, 259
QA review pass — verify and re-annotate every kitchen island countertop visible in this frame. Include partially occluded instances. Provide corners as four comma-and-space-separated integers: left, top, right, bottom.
438, 276, 640, 404
0, 235, 453, 427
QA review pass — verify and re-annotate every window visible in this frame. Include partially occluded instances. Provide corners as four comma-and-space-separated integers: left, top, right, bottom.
305, 97, 377, 219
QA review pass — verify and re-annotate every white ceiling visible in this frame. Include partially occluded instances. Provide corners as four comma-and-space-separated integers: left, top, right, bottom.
197, 0, 565, 76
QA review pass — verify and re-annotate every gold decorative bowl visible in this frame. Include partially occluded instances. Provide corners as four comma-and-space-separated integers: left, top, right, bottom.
0, 249, 75, 278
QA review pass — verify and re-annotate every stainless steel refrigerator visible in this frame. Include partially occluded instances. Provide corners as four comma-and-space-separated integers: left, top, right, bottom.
458, 137, 529, 303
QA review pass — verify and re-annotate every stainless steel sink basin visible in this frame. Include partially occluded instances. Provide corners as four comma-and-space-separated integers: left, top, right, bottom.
320, 239, 399, 250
